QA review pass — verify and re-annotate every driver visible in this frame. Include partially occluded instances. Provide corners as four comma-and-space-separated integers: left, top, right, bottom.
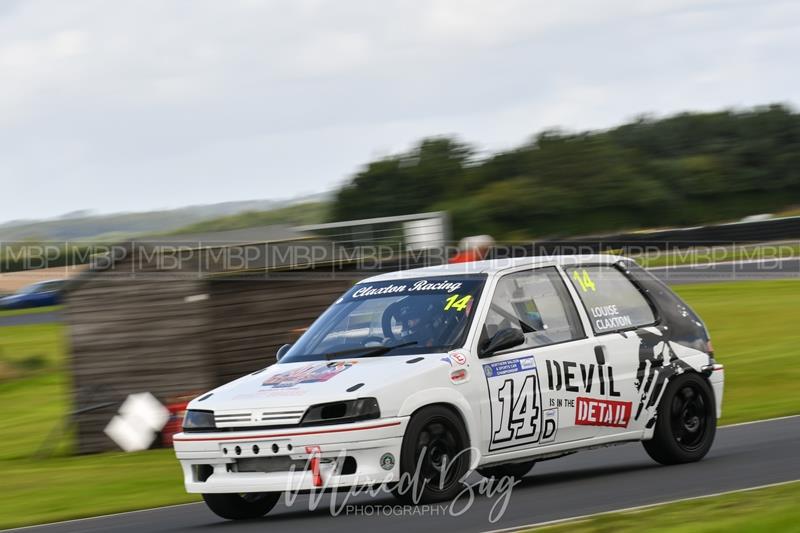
389, 297, 439, 347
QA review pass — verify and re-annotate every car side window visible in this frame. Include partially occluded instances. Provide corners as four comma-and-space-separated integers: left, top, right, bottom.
482, 267, 584, 351
565, 264, 656, 334
36, 282, 59, 293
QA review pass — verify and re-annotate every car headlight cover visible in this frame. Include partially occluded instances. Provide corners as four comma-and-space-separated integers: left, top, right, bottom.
182, 409, 216, 431
301, 398, 380, 425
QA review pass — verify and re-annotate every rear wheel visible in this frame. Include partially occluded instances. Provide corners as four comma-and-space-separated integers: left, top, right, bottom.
477, 460, 535, 481
643, 372, 716, 465
202, 492, 280, 520
394, 405, 471, 504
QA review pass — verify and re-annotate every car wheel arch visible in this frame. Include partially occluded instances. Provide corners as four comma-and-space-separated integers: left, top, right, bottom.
403, 401, 477, 474
398, 392, 478, 464
643, 369, 717, 440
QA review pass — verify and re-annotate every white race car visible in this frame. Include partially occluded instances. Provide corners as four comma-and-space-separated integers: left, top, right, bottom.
174, 255, 724, 520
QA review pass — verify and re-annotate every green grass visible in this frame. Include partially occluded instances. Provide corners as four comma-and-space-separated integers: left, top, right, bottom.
0, 322, 199, 530
0, 451, 196, 530
531, 481, 800, 533
0, 321, 65, 376
775, 205, 800, 217
0, 374, 71, 459
0, 279, 799, 528
635, 242, 800, 268
0, 304, 62, 318
673, 280, 800, 423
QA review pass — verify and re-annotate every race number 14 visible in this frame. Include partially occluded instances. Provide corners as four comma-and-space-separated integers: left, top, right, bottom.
493, 375, 540, 443
572, 269, 596, 292
444, 294, 471, 311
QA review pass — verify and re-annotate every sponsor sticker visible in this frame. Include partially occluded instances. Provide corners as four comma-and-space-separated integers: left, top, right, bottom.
262, 361, 356, 388
483, 356, 535, 378
450, 352, 467, 366
380, 452, 395, 470
575, 397, 632, 428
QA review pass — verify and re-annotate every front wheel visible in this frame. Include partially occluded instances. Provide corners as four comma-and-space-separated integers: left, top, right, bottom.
393, 405, 471, 504
643, 372, 716, 465
202, 492, 281, 520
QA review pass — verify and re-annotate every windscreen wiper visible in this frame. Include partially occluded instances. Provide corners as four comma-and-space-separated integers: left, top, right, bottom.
324, 341, 418, 360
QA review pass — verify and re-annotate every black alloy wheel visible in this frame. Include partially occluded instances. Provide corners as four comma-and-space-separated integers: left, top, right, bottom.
643, 372, 717, 465
394, 405, 471, 503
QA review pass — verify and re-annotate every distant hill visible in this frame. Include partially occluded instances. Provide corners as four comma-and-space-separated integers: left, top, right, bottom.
165, 201, 329, 235
0, 195, 329, 241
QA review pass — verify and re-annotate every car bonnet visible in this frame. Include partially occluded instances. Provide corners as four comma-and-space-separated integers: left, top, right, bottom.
194, 353, 456, 412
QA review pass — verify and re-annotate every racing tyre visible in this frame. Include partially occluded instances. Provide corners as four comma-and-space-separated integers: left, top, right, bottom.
643, 372, 716, 465
477, 460, 535, 481
394, 405, 471, 504
202, 492, 281, 520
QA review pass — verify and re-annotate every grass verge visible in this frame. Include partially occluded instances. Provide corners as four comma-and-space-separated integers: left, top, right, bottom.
634, 242, 800, 268
673, 280, 800, 424
0, 451, 196, 530
0, 321, 65, 376
531, 480, 800, 532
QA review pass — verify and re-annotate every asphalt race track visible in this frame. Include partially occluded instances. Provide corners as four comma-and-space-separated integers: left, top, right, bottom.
12, 416, 800, 533
0, 311, 61, 327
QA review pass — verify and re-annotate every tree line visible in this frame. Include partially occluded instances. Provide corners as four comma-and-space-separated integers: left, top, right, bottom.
330, 104, 800, 239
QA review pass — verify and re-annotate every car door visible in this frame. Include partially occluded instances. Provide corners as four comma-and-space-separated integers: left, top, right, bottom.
476, 266, 599, 457
563, 263, 660, 438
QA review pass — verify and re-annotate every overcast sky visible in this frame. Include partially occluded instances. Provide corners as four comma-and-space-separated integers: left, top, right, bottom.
2, 0, 799, 223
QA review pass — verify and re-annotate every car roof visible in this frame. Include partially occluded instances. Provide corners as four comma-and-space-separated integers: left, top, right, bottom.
360, 254, 628, 283
31, 279, 64, 286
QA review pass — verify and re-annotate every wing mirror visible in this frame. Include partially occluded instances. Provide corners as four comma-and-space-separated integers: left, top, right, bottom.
480, 328, 525, 357
276, 343, 292, 362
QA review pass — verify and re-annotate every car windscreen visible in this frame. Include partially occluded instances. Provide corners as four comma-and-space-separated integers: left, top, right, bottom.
280, 275, 487, 362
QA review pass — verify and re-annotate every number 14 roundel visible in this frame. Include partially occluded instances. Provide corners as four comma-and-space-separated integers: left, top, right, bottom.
483, 356, 558, 451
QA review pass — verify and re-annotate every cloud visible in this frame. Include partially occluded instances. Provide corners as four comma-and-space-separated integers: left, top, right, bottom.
0, 0, 798, 220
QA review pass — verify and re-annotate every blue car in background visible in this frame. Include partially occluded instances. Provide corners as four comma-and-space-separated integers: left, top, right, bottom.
0, 280, 65, 310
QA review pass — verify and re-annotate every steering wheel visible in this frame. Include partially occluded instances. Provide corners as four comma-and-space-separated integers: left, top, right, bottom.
381, 301, 403, 342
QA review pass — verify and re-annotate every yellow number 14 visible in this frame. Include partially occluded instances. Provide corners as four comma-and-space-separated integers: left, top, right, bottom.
444, 294, 472, 311
573, 269, 596, 292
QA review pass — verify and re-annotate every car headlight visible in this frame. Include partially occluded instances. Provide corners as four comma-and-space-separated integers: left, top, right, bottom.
301, 398, 380, 426
182, 409, 216, 431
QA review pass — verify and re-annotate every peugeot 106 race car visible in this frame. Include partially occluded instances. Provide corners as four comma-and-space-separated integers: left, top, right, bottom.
173, 255, 724, 520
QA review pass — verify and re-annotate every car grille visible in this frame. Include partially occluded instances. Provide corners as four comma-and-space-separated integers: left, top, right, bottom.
214, 407, 306, 428
235, 457, 311, 473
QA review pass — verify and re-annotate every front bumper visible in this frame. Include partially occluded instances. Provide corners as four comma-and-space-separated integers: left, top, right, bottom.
173, 417, 408, 493
708, 364, 725, 419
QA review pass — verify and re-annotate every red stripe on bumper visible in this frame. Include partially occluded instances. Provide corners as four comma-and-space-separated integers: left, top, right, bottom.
173, 421, 402, 442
